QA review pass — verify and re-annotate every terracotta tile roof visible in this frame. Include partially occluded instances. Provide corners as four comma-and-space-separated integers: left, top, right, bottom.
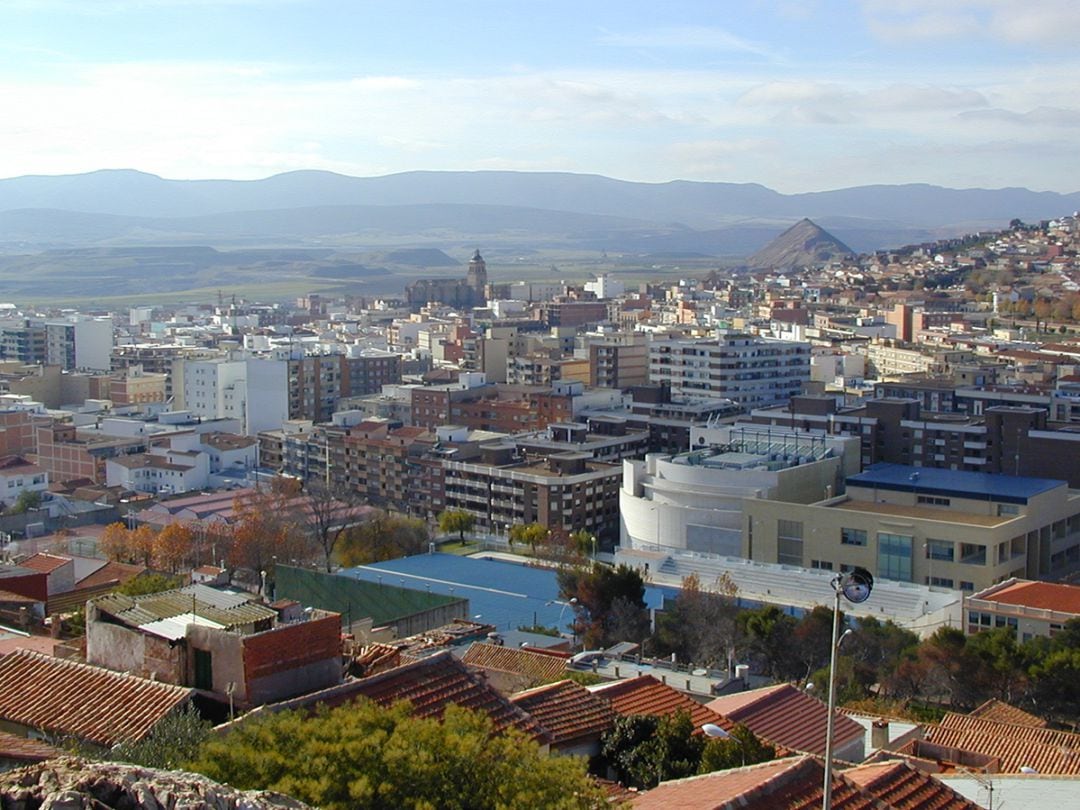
269, 650, 549, 743
0, 729, 59, 764
844, 761, 982, 809
938, 712, 1080, 750
590, 675, 732, 734
0, 649, 192, 747
632, 755, 880, 810
510, 679, 616, 746
920, 724, 1080, 774
17, 553, 71, 575
968, 699, 1047, 728
707, 684, 865, 758
974, 579, 1080, 615
461, 641, 569, 686
74, 561, 146, 590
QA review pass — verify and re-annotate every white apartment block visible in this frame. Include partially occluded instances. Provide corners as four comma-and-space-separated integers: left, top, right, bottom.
648, 333, 810, 409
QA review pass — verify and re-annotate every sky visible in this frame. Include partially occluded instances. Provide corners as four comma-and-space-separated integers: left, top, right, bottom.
2, 0, 1080, 193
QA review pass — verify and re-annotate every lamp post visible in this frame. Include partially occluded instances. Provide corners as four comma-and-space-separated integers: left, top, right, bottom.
822, 567, 873, 810
702, 723, 746, 767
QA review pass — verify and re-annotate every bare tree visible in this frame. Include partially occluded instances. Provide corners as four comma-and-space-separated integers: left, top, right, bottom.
300, 481, 369, 572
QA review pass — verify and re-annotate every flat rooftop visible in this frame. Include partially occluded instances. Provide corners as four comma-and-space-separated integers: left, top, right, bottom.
830, 499, 1012, 527
848, 463, 1064, 504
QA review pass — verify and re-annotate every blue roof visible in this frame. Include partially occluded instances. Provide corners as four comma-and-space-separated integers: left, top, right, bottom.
847, 463, 1064, 504
341, 553, 675, 636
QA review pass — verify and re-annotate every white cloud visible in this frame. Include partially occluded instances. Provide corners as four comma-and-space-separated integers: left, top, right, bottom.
860, 0, 1080, 46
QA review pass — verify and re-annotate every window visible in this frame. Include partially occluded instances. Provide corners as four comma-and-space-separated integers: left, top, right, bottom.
811, 559, 833, 571
927, 576, 954, 588
877, 532, 913, 582
917, 495, 951, 507
960, 581, 975, 591
777, 519, 804, 567
960, 543, 987, 565
997, 503, 1020, 516
841, 528, 867, 547
926, 539, 954, 561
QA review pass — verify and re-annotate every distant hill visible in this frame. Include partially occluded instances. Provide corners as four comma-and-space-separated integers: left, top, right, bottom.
747, 218, 854, 270
0, 169, 1077, 256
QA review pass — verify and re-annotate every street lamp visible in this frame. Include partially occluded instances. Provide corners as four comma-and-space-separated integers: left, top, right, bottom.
822, 567, 873, 810
702, 723, 746, 767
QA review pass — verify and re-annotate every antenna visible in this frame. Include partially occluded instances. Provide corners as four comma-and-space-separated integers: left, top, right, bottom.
957, 767, 996, 810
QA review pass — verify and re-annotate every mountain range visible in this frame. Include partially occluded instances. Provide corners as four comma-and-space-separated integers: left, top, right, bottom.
0, 169, 1077, 256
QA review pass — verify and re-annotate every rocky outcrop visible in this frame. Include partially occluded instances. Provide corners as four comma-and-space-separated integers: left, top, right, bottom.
747, 218, 854, 270
0, 757, 311, 810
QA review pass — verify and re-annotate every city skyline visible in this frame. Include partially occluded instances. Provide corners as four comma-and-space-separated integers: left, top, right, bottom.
2, 1, 1080, 192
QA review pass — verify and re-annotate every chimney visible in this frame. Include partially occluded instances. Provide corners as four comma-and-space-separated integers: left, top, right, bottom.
871, 719, 890, 750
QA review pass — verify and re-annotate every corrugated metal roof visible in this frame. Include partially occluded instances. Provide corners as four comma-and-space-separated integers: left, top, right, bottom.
140, 612, 226, 641
92, 585, 274, 630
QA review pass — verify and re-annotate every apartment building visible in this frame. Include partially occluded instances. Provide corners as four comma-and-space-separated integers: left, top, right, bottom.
648, 333, 810, 409
965, 578, 1080, 640
743, 463, 1080, 592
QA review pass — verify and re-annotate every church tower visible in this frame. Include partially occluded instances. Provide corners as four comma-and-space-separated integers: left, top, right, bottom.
466, 249, 487, 304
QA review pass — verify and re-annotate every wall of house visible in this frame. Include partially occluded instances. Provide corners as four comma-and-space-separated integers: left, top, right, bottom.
241, 613, 342, 705
85, 609, 184, 683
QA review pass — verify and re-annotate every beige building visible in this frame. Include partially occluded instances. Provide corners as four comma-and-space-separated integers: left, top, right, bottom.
965, 578, 1080, 641
743, 463, 1080, 592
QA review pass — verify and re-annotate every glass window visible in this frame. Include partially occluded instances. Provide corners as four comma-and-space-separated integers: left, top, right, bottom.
877, 532, 913, 582
960, 543, 987, 565
926, 539, 954, 561
997, 503, 1020, 516
777, 519, 804, 567
841, 528, 867, 547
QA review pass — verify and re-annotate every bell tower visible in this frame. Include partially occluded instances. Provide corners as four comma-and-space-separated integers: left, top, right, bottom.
466, 249, 487, 303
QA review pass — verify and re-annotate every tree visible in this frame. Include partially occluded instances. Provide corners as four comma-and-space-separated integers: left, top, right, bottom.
601, 712, 703, 790
99, 522, 135, 563
737, 605, 799, 681
300, 481, 367, 572
8, 489, 41, 514
187, 701, 607, 810
152, 523, 195, 573
558, 563, 647, 649
117, 573, 184, 597
438, 510, 476, 543
337, 511, 429, 566
226, 485, 306, 574
510, 522, 548, 553
699, 723, 775, 772
109, 705, 212, 770
654, 573, 740, 670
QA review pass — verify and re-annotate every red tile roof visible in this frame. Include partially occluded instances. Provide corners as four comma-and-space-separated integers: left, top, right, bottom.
510, 679, 616, 746
0, 729, 59, 764
0, 649, 192, 747
17, 553, 71, 575
919, 723, 1080, 775
268, 650, 548, 743
939, 712, 1080, 751
706, 684, 864, 758
968, 699, 1047, 728
844, 761, 982, 809
632, 755, 879, 810
461, 642, 569, 686
975, 579, 1080, 615
590, 675, 732, 734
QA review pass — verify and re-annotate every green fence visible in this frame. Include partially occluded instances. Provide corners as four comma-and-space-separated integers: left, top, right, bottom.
274, 565, 464, 627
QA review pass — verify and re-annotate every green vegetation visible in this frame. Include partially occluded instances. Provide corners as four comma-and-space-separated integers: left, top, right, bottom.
337, 512, 429, 566
437, 510, 476, 543
7, 489, 42, 514
109, 705, 213, 770
116, 573, 184, 597
557, 563, 648, 649
600, 712, 774, 790
187, 701, 608, 810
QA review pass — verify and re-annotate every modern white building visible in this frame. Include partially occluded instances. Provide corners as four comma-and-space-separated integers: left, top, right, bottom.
178, 357, 288, 436
620, 424, 859, 556
648, 332, 810, 409
45, 317, 113, 372
584, 275, 625, 300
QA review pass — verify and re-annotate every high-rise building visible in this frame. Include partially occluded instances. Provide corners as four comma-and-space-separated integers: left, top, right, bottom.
648, 332, 810, 409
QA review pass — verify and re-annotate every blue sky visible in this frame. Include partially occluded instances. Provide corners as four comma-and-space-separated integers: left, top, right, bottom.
2, 0, 1079, 192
